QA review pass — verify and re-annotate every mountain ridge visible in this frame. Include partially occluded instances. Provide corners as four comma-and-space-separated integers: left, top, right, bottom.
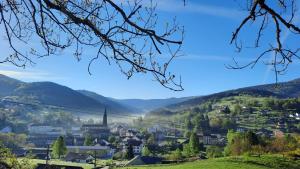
148, 78, 300, 115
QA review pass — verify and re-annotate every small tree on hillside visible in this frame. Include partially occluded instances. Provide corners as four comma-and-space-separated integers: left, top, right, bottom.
142, 146, 151, 156
185, 118, 193, 131
52, 136, 67, 159
189, 132, 200, 155
233, 104, 242, 115
169, 148, 182, 161
182, 143, 191, 157
84, 134, 93, 146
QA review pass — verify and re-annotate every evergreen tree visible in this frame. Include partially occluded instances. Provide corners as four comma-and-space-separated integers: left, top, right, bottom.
245, 131, 259, 146
223, 106, 231, 114
84, 134, 93, 146
185, 118, 193, 131
52, 136, 67, 159
142, 146, 151, 156
125, 145, 134, 160
189, 132, 200, 155
184, 130, 191, 138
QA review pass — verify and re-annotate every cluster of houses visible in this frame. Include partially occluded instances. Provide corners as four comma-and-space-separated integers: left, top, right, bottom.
1, 102, 300, 166
1, 109, 148, 163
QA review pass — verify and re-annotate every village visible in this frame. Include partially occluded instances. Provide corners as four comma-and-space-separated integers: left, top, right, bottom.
1, 97, 299, 169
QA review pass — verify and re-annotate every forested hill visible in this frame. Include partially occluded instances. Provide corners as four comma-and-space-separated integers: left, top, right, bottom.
149, 78, 300, 114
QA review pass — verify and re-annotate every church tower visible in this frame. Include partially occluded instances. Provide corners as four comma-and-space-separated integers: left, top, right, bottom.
103, 108, 107, 127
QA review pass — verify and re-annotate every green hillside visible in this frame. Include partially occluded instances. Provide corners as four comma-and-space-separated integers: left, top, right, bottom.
144, 94, 300, 135
123, 155, 300, 169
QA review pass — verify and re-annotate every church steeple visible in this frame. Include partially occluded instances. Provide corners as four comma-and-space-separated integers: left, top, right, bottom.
103, 108, 107, 127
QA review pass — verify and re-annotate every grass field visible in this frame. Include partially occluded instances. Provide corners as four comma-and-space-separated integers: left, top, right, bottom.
122, 155, 300, 169
27, 159, 95, 169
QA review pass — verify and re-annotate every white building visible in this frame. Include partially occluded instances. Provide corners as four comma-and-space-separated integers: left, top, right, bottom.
121, 137, 144, 154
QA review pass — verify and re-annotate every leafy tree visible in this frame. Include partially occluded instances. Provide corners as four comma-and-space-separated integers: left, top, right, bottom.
0, 142, 35, 169
52, 136, 67, 159
244, 131, 260, 146
147, 134, 156, 145
209, 117, 222, 129
225, 130, 261, 156
206, 146, 223, 158
84, 134, 93, 146
221, 118, 236, 130
168, 148, 182, 161
189, 132, 200, 155
0, 133, 27, 149
142, 146, 151, 156
233, 104, 242, 115
185, 118, 193, 131
184, 131, 192, 138
182, 143, 191, 157
108, 136, 116, 144
2, 0, 300, 89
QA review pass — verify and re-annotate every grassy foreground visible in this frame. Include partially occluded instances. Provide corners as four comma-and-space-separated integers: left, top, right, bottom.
123, 155, 300, 169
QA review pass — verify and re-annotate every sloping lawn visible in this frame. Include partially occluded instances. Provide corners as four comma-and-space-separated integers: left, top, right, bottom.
123, 155, 300, 169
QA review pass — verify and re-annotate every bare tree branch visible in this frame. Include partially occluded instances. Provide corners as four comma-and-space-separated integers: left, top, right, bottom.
229, 0, 300, 82
0, 0, 184, 91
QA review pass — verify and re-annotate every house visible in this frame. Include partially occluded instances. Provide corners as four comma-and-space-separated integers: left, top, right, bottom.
111, 125, 124, 134
27, 148, 51, 160
197, 131, 221, 146
125, 155, 163, 166
71, 127, 83, 137
236, 127, 247, 132
147, 125, 162, 133
0, 126, 12, 133
66, 145, 115, 158
289, 113, 300, 120
34, 153, 51, 160
125, 129, 138, 137
65, 152, 93, 163
203, 134, 218, 145
121, 137, 143, 155
260, 110, 269, 116
11, 148, 27, 157
256, 128, 272, 137
218, 105, 230, 114
276, 119, 286, 130
28, 134, 60, 147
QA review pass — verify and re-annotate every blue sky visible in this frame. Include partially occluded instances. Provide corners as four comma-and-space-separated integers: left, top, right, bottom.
1, 0, 300, 99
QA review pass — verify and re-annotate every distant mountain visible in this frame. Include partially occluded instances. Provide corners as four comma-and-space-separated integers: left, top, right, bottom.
0, 74, 24, 96
243, 78, 300, 98
115, 97, 194, 113
77, 90, 139, 113
0, 74, 191, 114
0, 74, 125, 113
149, 78, 300, 114
3, 73, 299, 116
11, 82, 106, 111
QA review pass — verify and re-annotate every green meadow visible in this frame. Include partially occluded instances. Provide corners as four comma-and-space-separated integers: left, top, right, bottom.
122, 155, 300, 169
